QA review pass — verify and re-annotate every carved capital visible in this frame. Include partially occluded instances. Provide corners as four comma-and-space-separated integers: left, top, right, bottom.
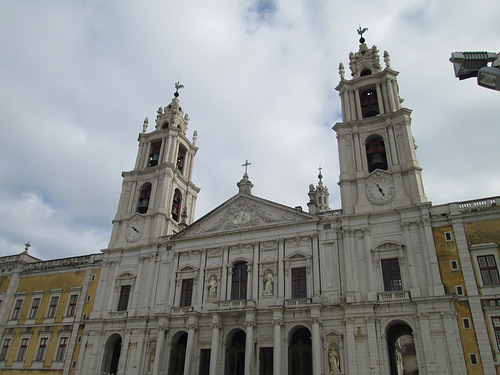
272, 319, 284, 327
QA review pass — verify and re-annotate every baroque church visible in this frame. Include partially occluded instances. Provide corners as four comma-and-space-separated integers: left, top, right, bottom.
3, 36, 500, 375
76, 36, 465, 375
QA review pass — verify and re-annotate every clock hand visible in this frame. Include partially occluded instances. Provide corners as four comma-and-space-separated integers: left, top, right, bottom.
376, 184, 385, 196
132, 226, 139, 233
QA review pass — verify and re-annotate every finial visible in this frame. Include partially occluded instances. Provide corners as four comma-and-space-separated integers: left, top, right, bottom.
24, 241, 31, 253
357, 25, 368, 44
318, 166, 323, 182
339, 63, 345, 80
242, 160, 252, 176
192, 130, 198, 145
174, 80, 184, 98
143, 117, 148, 133
384, 50, 391, 68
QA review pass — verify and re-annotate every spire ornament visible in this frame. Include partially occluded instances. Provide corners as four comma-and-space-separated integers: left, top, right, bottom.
357, 26, 368, 44
174, 80, 184, 98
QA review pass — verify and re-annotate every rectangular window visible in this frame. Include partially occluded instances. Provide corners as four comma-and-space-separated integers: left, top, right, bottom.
259, 347, 273, 375
444, 232, 453, 242
292, 267, 307, 299
36, 338, 48, 361
47, 296, 59, 318
67, 295, 78, 316
456, 285, 464, 295
11, 299, 23, 320
117, 285, 131, 311
17, 338, 29, 361
198, 349, 211, 375
231, 263, 248, 300
29, 298, 41, 319
477, 255, 500, 285
0, 339, 10, 361
382, 258, 403, 291
492, 317, 500, 350
450, 260, 459, 271
470, 353, 478, 365
180, 279, 194, 307
56, 337, 68, 361
463, 318, 471, 329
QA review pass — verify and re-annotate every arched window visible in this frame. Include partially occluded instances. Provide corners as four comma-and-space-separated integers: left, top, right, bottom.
231, 262, 248, 300
386, 323, 418, 375
137, 184, 152, 214
288, 327, 312, 375
366, 136, 388, 173
177, 146, 186, 173
171, 189, 182, 222
360, 87, 380, 118
149, 142, 162, 167
102, 334, 122, 375
168, 332, 188, 375
225, 330, 246, 375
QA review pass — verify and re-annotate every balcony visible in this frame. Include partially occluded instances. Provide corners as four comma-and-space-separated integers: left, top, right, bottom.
378, 290, 410, 302
218, 300, 247, 310
285, 298, 312, 308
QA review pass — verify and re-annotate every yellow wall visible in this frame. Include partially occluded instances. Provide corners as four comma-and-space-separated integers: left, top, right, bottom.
464, 219, 500, 246
0, 275, 12, 294
433, 225, 484, 374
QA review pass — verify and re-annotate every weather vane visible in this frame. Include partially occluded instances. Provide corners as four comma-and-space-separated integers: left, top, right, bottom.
357, 25, 368, 44
174, 80, 184, 97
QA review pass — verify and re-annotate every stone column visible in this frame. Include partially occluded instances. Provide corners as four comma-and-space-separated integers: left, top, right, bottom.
354, 89, 362, 120
184, 318, 199, 375
247, 263, 253, 300
376, 83, 385, 114
209, 315, 221, 375
272, 311, 283, 375
344, 317, 357, 374
417, 313, 437, 374
134, 329, 147, 374
365, 316, 379, 374
244, 313, 256, 375
153, 324, 167, 375
363, 227, 375, 299
441, 311, 466, 374
311, 315, 322, 375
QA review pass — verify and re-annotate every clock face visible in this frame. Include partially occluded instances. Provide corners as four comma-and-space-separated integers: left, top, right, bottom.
366, 178, 395, 205
126, 218, 145, 242
232, 211, 251, 225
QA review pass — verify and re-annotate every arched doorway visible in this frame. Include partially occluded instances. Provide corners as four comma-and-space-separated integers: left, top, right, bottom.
387, 323, 419, 375
288, 327, 312, 375
168, 332, 188, 375
102, 334, 122, 375
225, 329, 246, 375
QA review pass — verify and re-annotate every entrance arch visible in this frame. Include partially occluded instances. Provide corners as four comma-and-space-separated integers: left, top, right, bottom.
288, 326, 312, 375
225, 329, 246, 375
168, 331, 188, 375
102, 333, 122, 375
387, 323, 419, 375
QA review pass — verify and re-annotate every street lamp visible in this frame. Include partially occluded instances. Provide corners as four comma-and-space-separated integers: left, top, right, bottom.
450, 51, 500, 91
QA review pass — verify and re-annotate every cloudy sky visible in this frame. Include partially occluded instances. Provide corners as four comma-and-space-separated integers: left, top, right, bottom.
0, 1, 499, 260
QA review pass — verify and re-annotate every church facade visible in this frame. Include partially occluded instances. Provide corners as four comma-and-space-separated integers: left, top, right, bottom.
1, 40, 499, 375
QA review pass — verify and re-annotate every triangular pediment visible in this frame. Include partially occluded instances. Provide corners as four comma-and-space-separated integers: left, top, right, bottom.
173, 194, 317, 240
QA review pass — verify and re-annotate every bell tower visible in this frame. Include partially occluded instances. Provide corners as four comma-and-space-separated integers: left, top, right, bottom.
333, 33, 426, 214
108, 83, 200, 248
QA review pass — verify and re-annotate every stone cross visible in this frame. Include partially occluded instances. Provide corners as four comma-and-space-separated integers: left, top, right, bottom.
242, 160, 252, 174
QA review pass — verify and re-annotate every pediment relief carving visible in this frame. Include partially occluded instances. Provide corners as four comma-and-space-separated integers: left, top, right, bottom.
177, 196, 316, 239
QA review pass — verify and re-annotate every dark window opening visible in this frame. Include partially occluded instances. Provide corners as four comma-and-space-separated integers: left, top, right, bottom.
225, 330, 245, 375
360, 69, 372, 76
162, 122, 169, 130
292, 267, 307, 299
67, 295, 78, 317
0, 339, 10, 361
12, 299, 23, 320
199, 349, 211, 375
29, 298, 41, 319
289, 328, 312, 375
168, 333, 188, 375
47, 296, 59, 318
177, 147, 186, 173
137, 184, 152, 214
231, 262, 248, 300
117, 285, 131, 311
387, 323, 418, 375
260, 347, 273, 375
366, 138, 388, 173
149, 142, 162, 167
382, 258, 402, 291
360, 88, 380, 118
171, 189, 182, 222
180, 279, 193, 307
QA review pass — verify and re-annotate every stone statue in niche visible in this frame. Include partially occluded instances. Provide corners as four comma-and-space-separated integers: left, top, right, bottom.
263, 270, 274, 296
207, 275, 218, 300
329, 346, 340, 374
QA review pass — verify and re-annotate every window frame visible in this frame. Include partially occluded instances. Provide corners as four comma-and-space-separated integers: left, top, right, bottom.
180, 278, 194, 307
0, 339, 10, 361
55, 336, 68, 361
11, 298, 24, 320
35, 337, 49, 362
381, 258, 403, 292
16, 337, 29, 362
29, 297, 41, 320
117, 285, 131, 311
231, 262, 248, 300
66, 294, 79, 317
47, 295, 59, 318
477, 255, 500, 286
291, 267, 307, 299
